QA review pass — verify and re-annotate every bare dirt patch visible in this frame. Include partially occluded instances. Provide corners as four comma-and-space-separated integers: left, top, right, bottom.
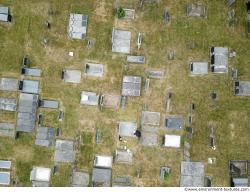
94, 0, 108, 21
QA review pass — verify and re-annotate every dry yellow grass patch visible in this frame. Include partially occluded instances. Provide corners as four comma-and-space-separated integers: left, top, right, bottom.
14, 146, 34, 162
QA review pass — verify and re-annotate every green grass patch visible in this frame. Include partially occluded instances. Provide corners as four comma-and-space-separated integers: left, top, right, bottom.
51, 164, 72, 187
81, 132, 93, 145
16, 160, 32, 186
77, 145, 93, 169
0, 137, 14, 158
15, 133, 34, 146
32, 146, 53, 166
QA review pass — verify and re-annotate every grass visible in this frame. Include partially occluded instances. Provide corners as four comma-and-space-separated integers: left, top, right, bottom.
164, 172, 171, 181
0, 137, 14, 158
32, 146, 53, 166
81, 132, 94, 145
0, 0, 250, 187
51, 164, 72, 187
76, 132, 94, 169
77, 145, 94, 170
16, 160, 32, 186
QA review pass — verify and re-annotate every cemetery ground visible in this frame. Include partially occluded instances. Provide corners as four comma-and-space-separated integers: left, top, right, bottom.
0, 0, 249, 187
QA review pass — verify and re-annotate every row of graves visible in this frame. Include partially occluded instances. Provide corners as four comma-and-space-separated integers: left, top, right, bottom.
189, 46, 229, 76
0, 6, 65, 187
187, 2, 250, 187
46, 11, 123, 187
231, 2, 250, 100
114, 3, 208, 186
229, 2, 250, 186
186, 47, 230, 187
111, 2, 204, 186
63, 12, 131, 185
229, 2, 250, 187
114, 112, 184, 186
185, 3, 225, 187
0, 160, 11, 186
30, 144, 134, 186
19, 59, 76, 186
185, 46, 233, 186
0, 56, 69, 186
26, 148, 127, 187
0, 155, 134, 187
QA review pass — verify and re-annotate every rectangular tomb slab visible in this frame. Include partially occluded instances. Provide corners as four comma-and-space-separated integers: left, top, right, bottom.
140, 131, 158, 147
118, 122, 137, 137
16, 93, 38, 133
180, 161, 205, 187
80, 91, 99, 106
35, 127, 56, 147
234, 81, 250, 96
0, 78, 19, 91
84, 63, 104, 77
0, 6, 9, 22
30, 167, 51, 182
164, 134, 181, 148
20, 80, 40, 94
112, 176, 131, 187
101, 94, 120, 109
127, 56, 145, 64
68, 13, 88, 40
94, 155, 113, 169
112, 28, 131, 54
146, 70, 165, 79
22, 68, 41, 77
54, 139, 76, 163
115, 149, 133, 165
39, 100, 59, 109
210, 47, 228, 73
141, 111, 160, 126
0, 98, 16, 111
30, 167, 51, 187
232, 178, 248, 187
0, 172, 10, 185
72, 171, 89, 187
0, 123, 15, 137
121, 76, 142, 97
123, 9, 135, 19
0, 160, 11, 169
189, 62, 208, 75
164, 116, 183, 130
92, 168, 111, 187
63, 69, 81, 84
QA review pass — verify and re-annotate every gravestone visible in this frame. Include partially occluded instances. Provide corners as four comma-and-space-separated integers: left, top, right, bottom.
163, 9, 169, 24
87, 39, 94, 49
96, 129, 102, 144
168, 50, 175, 60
